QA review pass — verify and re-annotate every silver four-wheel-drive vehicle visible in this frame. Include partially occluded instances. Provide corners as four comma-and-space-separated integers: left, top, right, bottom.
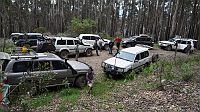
47, 36, 93, 59
102, 46, 158, 76
0, 51, 91, 89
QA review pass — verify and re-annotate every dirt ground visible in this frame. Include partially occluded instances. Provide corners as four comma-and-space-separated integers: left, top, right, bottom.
69, 47, 198, 79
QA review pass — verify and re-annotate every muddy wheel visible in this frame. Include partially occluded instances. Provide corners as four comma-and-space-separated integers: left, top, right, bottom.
104, 44, 109, 51
60, 50, 69, 59
86, 49, 93, 56
75, 75, 86, 88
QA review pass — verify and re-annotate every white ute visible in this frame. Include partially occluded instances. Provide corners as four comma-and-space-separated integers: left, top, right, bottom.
102, 46, 157, 76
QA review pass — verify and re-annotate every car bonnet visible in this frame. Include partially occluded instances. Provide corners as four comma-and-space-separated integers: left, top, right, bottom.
104, 57, 132, 68
67, 60, 90, 71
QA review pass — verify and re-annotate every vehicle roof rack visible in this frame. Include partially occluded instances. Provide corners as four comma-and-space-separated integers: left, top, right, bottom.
10, 47, 47, 59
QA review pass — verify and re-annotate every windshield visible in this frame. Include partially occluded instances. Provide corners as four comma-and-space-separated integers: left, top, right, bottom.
168, 38, 175, 42
116, 51, 135, 62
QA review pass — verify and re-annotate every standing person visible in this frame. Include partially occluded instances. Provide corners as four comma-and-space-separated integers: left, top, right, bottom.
114, 36, 122, 52
185, 42, 192, 55
108, 40, 114, 54
75, 43, 79, 61
86, 67, 95, 94
94, 39, 99, 56
98, 40, 103, 52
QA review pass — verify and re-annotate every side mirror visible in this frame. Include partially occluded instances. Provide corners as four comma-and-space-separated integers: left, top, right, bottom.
134, 60, 139, 63
65, 58, 69, 63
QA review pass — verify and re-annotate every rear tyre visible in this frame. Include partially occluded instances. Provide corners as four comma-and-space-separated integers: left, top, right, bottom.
104, 44, 109, 51
85, 49, 93, 56
75, 75, 86, 88
60, 50, 69, 59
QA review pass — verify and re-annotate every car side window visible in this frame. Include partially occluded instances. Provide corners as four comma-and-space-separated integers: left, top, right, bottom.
91, 36, 96, 40
57, 40, 66, 45
187, 41, 191, 44
82, 36, 90, 40
13, 61, 32, 73
176, 40, 181, 43
67, 40, 74, 45
52, 61, 68, 70
141, 52, 146, 59
181, 41, 187, 44
135, 54, 140, 60
33, 61, 51, 71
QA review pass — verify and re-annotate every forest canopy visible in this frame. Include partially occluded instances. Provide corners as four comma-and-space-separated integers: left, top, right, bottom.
0, 0, 199, 45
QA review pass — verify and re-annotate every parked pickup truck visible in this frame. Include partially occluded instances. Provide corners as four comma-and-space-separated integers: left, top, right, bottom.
101, 46, 158, 76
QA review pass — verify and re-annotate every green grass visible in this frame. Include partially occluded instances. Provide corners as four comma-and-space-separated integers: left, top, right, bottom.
21, 92, 54, 108
58, 88, 80, 111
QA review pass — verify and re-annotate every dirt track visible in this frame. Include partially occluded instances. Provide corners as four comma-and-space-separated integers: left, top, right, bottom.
67, 47, 199, 79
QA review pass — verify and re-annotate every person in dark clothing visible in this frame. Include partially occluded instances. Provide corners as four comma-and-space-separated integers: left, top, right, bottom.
86, 67, 95, 94
75, 43, 79, 61
94, 39, 99, 56
185, 42, 192, 55
108, 40, 114, 54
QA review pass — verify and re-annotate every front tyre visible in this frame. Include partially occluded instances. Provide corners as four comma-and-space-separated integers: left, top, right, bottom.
60, 50, 69, 59
104, 44, 109, 51
166, 45, 172, 51
85, 49, 93, 56
75, 75, 86, 88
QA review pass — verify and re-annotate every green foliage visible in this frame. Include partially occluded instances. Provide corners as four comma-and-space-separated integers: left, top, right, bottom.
71, 17, 96, 35
99, 33, 114, 40
124, 70, 137, 81
59, 88, 80, 111
33, 27, 47, 33
180, 63, 193, 82
142, 64, 155, 76
163, 62, 175, 81
20, 93, 54, 109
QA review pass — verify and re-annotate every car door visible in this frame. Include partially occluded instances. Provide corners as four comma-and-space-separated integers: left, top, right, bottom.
9, 61, 33, 85
56, 40, 67, 51
51, 60, 73, 85
32, 61, 54, 85
132, 53, 142, 69
178, 40, 187, 50
74, 40, 85, 53
91, 36, 100, 45
173, 39, 181, 49
67, 40, 76, 54
81, 36, 92, 45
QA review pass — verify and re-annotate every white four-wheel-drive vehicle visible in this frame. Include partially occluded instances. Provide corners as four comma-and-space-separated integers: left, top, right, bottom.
158, 38, 197, 52
77, 34, 110, 50
102, 46, 158, 76
49, 37, 93, 59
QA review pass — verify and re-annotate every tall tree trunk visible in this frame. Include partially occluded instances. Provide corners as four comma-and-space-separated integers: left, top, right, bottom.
170, 0, 181, 37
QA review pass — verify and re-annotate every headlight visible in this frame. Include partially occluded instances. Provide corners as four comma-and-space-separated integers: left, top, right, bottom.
101, 62, 106, 67
117, 67, 124, 72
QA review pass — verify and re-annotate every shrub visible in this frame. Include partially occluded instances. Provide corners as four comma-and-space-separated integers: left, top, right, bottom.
180, 63, 193, 81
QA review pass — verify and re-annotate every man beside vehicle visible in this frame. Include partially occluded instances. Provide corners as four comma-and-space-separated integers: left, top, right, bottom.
114, 36, 122, 51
